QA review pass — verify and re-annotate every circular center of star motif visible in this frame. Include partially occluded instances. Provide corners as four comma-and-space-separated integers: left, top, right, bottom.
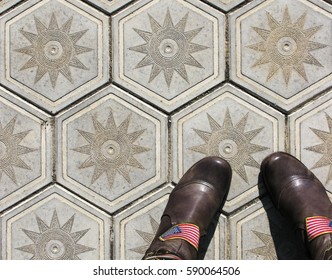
101, 140, 121, 160
208, 130, 246, 168
158, 38, 179, 58
35, 229, 75, 260
46, 239, 66, 258
35, 30, 73, 70
277, 37, 297, 56
149, 29, 188, 68
0, 141, 7, 159
266, 27, 306, 65
219, 139, 238, 159
91, 131, 130, 169
44, 41, 64, 60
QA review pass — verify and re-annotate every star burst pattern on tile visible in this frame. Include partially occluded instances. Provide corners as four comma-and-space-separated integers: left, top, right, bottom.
73, 110, 151, 187
248, 230, 277, 260
305, 113, 332, 183
15, 13, 93, 88
189, 109, 268, 183
247, 6, 327, 85
0, 116, 37, 184
130, 215, 159, 255
17, 210, 94, 260
129, 9, 208, 87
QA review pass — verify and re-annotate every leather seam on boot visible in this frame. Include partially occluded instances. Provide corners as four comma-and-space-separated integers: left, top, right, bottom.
173, 180, 217, 192
277, 177, 322, 210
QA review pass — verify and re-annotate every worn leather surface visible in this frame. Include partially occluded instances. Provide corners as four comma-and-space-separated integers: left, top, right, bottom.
261, 152, 332, 260
143, 156, 232, 260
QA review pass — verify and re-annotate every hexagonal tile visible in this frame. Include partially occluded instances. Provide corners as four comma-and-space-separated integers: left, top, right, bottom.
113, 185, 171, 260
113, 184, 226, 260
204, 0, 245, 12
112, 0, 225, 112
289, 90, 332, 193
172, 84, 285, 213
0, 184, 111, 260
56, 84, 167, 213
229, 197, 309, 260
84, 0, 134, 14
2, 0, 330, 262
230, 0, 332, 112
0, 87, 51, 212
0, 0, 109, 113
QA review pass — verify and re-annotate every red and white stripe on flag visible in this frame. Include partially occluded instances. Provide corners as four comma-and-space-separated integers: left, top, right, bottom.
159, 223, 200, 250
306, 216, 332, 242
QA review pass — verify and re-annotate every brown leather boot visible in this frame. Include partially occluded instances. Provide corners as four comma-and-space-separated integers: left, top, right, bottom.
261, 151, 332, 259
143, 156, 232, 260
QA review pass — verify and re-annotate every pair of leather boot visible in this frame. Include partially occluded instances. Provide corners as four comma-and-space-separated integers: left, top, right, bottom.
143, 152, 332, 260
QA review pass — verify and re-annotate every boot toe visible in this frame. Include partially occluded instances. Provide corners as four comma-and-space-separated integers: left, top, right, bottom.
170, 156, 232, 227
261, 152, 313, 206
143, 156, 232, 260
261, 151, 332, 223
177, 156, 232, 201
261, 152, 332, 260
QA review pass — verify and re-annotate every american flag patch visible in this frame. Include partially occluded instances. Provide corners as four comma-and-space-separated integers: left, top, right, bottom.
159, 223, 200, 250
306, 216, 332, 242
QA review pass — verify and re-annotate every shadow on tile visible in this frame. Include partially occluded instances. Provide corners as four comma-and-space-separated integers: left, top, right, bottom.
258, 173, 310, 260
198, 211, 220, 260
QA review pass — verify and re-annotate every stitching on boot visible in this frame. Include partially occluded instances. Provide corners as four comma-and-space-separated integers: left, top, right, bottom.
143, 250, 182, 260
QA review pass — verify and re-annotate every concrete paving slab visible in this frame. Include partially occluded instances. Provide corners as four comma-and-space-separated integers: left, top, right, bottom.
229, 197, 309, 260
289, 90, 332, 193
0, 87, 52, 212
56, 84, 168, 213
0, 184, 111, 259
229, 0, 332, 112
0, 0, 109, 113
112, 0, 225, 112
172, 84, 285, 213
0, 0, 331, 260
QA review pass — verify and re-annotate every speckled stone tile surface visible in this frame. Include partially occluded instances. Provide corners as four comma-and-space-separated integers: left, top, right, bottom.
112, 0, 225, 112
230, 0, 332, 112
0, 0, 109, 113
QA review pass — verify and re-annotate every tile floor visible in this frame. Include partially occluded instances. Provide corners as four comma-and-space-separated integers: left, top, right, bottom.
0, 0, 331, 260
